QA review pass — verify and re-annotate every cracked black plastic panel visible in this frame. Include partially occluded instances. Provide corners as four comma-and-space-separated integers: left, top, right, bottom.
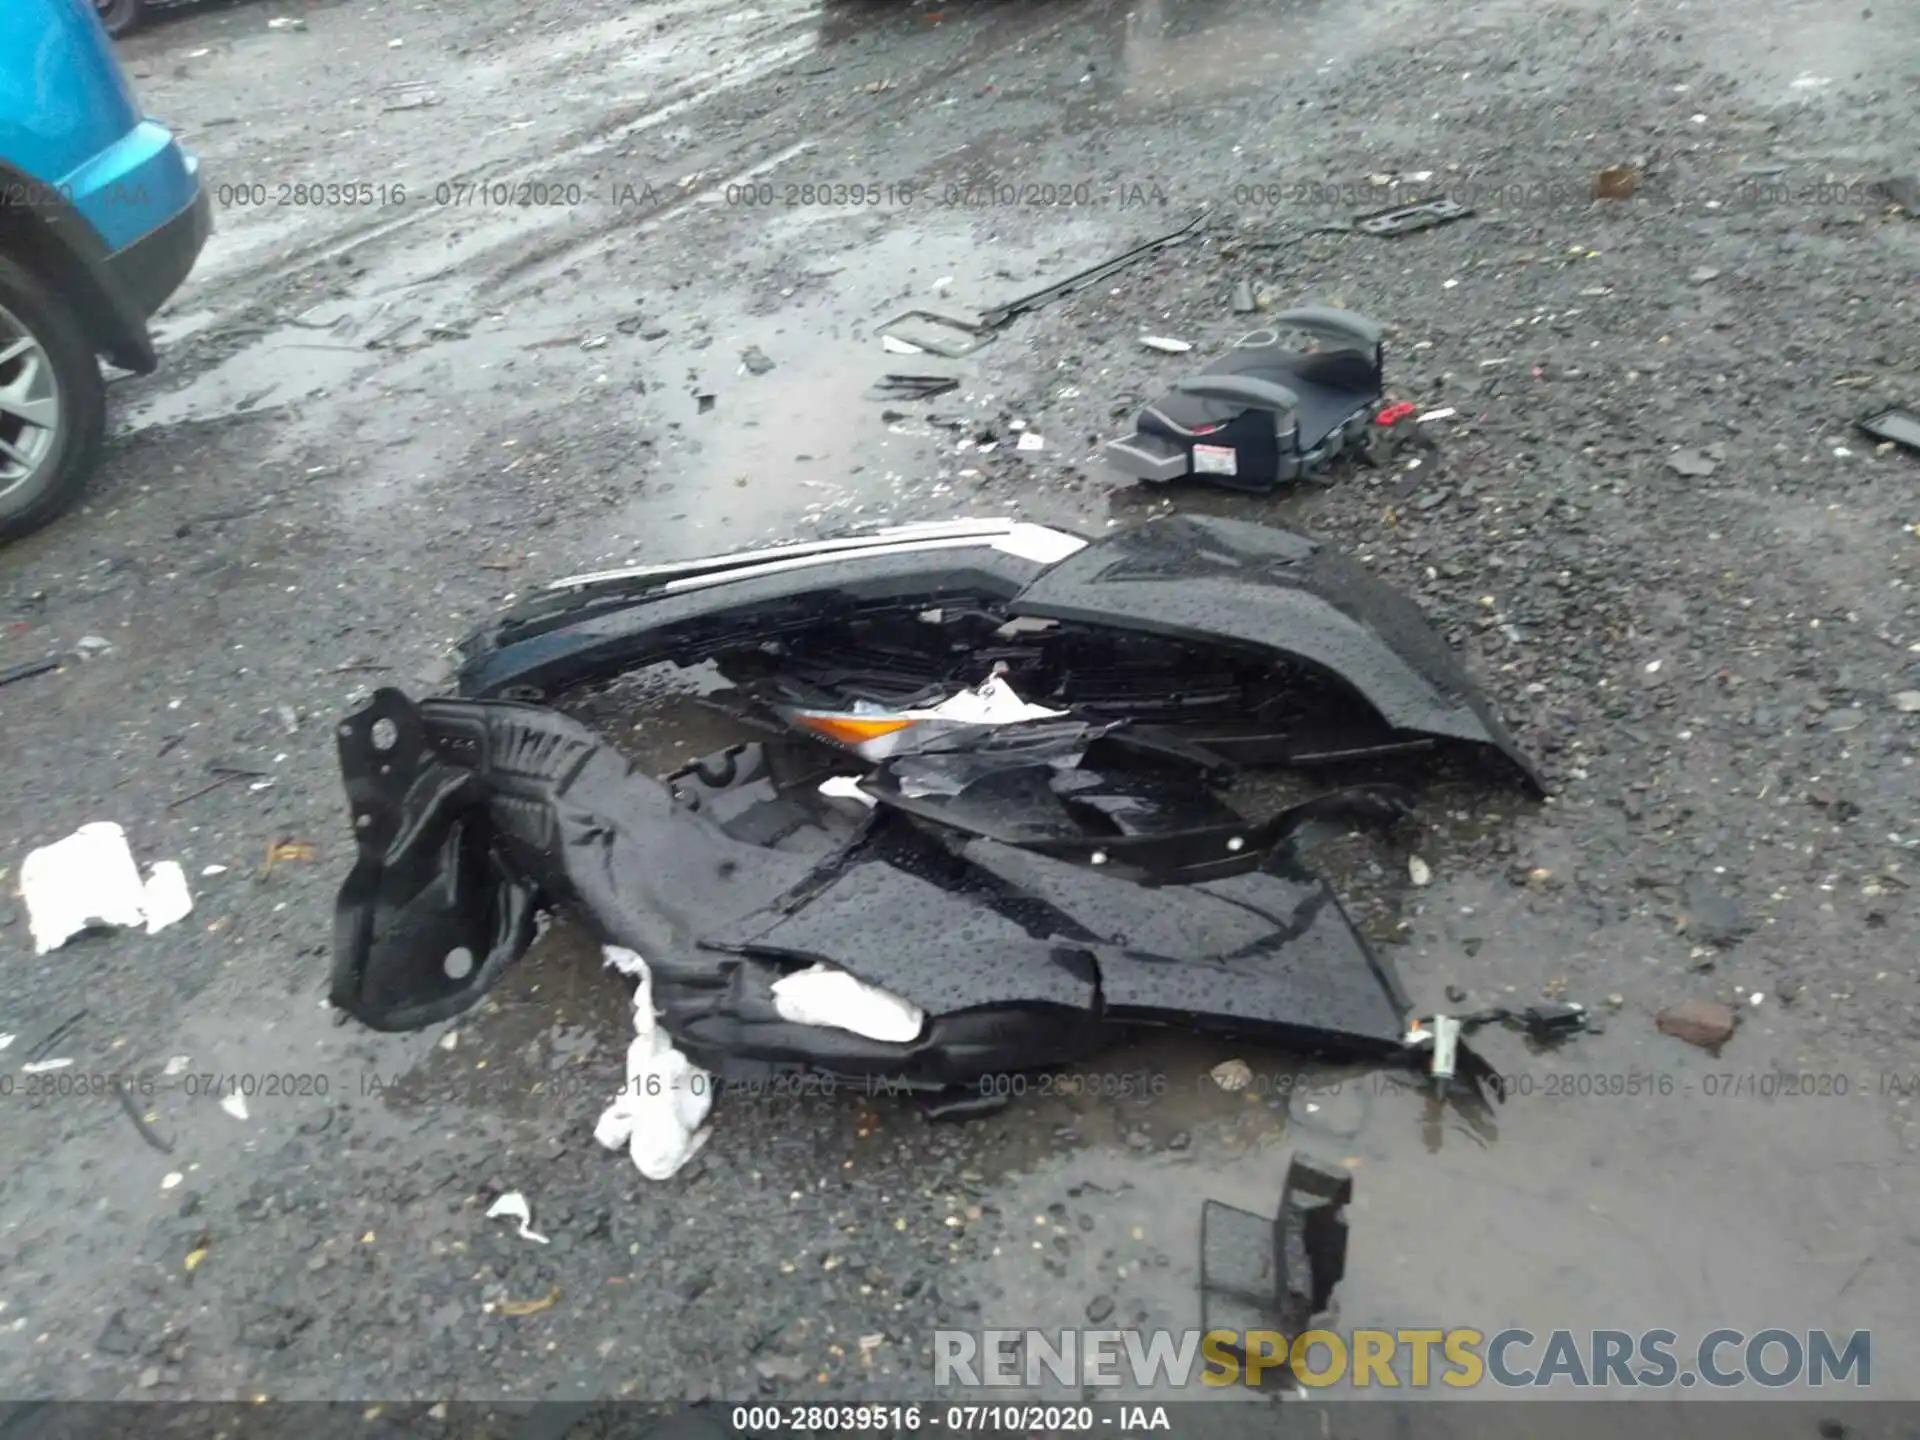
456, 546, 1049, 699
1007, 513, 1544, 792
332, 693, 1417, 1082
961, 840, 1411, 1053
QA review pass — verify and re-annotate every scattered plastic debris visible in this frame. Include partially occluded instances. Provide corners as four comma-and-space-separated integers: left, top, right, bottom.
878, 214, 1205, 357
267, 16, 306, 29
1418, 407, 1457, 422
1140, 335, 1193, 353
21, 823, 193, 954
771, 964, 925, 1043
1408, 856, 1432, 887
21, 1059, 73, 1075
592, 948, 713, 1181
881, 335, 924, 355
161, 1172, 184, 1190
485, 1191, 551, 1244
1016, 431, 1045, 452
328, 515, 1544, 1106
219, 1093, 250, 1121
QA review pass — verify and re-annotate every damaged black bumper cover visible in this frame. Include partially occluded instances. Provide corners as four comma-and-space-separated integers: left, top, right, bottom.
455, 513, 1544, 794
332, 690, 1422, 1082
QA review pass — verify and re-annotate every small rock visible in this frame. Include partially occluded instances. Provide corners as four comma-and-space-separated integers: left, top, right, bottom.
1210, 1059, 1252, 1092
1605, 993, 1626, 1010
138, 1367, 161, 1390
76, 635, 113, 655
1408, 856, 1433, 886
267, 16, 306, 30
1167, 1130, 1191, 1151
754, 1356, 807, 1382
1825, 709, 1865, 732
1592, 166, 1637, 200
1231, 281, 1256, 314
1124, 1129, 1151, 1150
1445, 984, 1468, 1003
1892, 691, 1920, 713
741, 346, 775, 375
1287, 1084, 1368, 1138
1655, 999, 1737, 1051
1665, 449, 1717, 477
1086, 1295, 1116, 1323
1688, 266, 1721, 283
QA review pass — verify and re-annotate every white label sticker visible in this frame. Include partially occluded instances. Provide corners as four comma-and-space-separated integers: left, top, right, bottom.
1192, 444, 1238, 476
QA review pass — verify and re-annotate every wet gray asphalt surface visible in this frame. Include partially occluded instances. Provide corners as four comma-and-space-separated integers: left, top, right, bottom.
1, 0, 1918, 1408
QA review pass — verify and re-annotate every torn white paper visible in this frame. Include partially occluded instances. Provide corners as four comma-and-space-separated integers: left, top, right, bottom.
818, 775, 878, 807
593, 947, 713, 1181
772, 964, 925, 1043
219, 1093, 250, 1121
142, 863, 194, 934
929, 674, 1064, 725
21, 823, 147, 954
21, 1058, 73, 1074
20, 823, 194, 953
485, 1191, 550, 1244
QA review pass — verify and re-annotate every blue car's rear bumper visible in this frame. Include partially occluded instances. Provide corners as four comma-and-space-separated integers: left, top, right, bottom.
0, 1, 210, 371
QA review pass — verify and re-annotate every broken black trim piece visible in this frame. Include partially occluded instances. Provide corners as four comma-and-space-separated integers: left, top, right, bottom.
1856, 406, 1920, 455
1355, 198, 1473, 236
876, 213, 1206, 356
1200, 1152, 1354, 1388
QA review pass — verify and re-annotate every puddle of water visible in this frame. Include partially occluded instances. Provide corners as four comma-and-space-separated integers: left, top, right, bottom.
119, 334, 373, 433
594, 208, 1143, 553
946, 1020, 1918, 1398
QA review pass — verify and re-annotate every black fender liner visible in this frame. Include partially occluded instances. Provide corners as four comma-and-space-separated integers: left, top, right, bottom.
331, 691, 1420, 1084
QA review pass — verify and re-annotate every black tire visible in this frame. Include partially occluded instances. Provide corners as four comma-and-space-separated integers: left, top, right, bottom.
0, 257, 108, 543
96, 0, 145, 38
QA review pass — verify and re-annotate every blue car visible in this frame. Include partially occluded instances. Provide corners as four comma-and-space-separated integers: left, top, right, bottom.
0, 0, 211, 539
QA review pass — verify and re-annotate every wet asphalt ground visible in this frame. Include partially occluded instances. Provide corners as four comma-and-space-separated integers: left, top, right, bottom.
1, 0, 1917, 1409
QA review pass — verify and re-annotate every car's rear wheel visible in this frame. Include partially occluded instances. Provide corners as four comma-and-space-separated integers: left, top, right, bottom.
95, 0, 145, 38
0, 258, 108, 543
